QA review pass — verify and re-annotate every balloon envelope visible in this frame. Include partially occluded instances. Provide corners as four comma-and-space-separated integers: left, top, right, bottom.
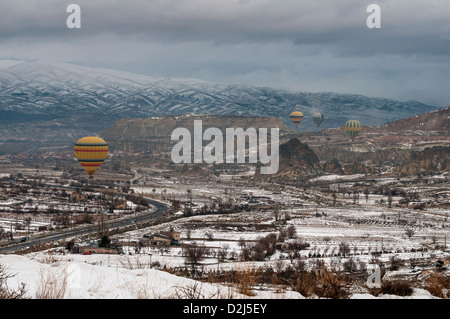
74, 136, 109, 176
344, 120, 362, 139
312, 112, 324, 127
290, 111, 304, 126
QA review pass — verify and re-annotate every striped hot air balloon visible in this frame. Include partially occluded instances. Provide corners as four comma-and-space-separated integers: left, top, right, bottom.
290, 111, 304, 126
344, 120, 362, 140
74, 136, 109, 178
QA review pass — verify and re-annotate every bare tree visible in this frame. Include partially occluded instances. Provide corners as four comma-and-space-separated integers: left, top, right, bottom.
205, 232, 214, 241
287, 225, 297, 239
343, 258, 358, 273
186, 229, 192, 240
364, 188, 370, 203
217, 244, 229, 262
24, 217, 32, 236
430, 235, 437, 245
273, 205, 280, 221
183, 242, 208, 274
339, 241, 350, 258
284, 210, 291, 221
238, 236, 247, 248
388, 188, 393, 208
405, 229, 415, 239
389, 255, 405, 271
353, 189, 359, 204
102, 191, 121, 214
278, 228, 288, 242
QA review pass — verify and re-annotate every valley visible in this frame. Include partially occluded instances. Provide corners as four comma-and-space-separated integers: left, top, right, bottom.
0, 121, 448, 298
0, 60, 449, 300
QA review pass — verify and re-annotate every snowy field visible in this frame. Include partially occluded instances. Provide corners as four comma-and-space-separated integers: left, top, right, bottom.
0, 170, 448, 299
0, 219, 442, 300
1, 202, 447, 299
0, 254, 304, 299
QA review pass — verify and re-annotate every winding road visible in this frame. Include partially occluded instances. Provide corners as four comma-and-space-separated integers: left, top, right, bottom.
0, 197, 168, 254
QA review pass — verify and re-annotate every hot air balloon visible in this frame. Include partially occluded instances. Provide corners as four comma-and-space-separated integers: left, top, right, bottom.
344, 120, 362, 140
289, 111, 304, 126
74, 136, 109, 178
312, 112, 324, 127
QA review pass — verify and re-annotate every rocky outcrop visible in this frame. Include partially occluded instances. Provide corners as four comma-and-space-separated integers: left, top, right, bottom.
310, 106, 449, 165
265, 138, 332, 180
343, 161, 376, 175
323, 158, 344, 175
278, 138, 322, 170
101, 114, 292, 151
395, 146, 450, 175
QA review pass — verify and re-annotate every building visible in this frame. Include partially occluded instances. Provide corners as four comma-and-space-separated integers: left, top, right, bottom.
114, 199, 127, 210
70, 192, 87, 202
160, 230, 181, 244
142, 230, 181, 246
144, 233, 172, 246
72, 243, 122, 254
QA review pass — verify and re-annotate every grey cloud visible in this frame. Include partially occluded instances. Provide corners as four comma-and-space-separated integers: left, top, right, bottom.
1, 1, 448, 52
0, 0, 449, 105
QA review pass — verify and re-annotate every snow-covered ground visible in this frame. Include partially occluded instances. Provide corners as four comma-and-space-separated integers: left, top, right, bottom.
0, 244, 440, 299
0, 170, 448, 299
0, 254, 305, 299
2, 202, 447, 299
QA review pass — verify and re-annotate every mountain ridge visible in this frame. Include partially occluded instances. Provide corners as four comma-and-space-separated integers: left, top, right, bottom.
0, 60, 440, 134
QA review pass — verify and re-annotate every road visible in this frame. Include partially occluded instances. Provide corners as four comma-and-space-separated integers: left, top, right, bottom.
0, 198, 168, 254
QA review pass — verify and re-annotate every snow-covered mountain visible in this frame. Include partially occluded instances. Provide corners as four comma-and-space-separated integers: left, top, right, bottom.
0, 60, 439, 133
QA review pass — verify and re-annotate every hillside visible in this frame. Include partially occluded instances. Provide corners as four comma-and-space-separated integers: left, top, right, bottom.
395, 146, 450, 175
101, 114, 292, 152
0, 61, 439, 146
267, 138, 323, 180
367, 106, 450, 133
307, 107, 450, 164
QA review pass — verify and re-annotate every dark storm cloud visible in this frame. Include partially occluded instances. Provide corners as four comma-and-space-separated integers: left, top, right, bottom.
2, 0, 449, 55
0, 0, 449, 105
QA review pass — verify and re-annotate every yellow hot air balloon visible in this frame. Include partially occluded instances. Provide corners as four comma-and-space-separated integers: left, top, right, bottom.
344, 120, 362, 140
74, 136, 109, 178
290, 111, 304, 126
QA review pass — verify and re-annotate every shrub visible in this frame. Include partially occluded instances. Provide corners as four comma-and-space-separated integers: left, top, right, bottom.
314, 270, 350, 299
294, 269, 349, 299
389, 255, 405, 271
343, 258, 358, 273
379, 280, 413, 297
0, 263, 27, 299
288, 238, 309, 251
295, 272, 317, 298
426, 272, 450, 299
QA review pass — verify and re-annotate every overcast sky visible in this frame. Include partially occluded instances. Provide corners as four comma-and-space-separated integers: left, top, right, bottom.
0, 0, 449, 106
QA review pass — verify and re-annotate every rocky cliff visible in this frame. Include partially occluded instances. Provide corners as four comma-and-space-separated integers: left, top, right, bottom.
101, 114, 292, 152
395, 146, 450, 175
